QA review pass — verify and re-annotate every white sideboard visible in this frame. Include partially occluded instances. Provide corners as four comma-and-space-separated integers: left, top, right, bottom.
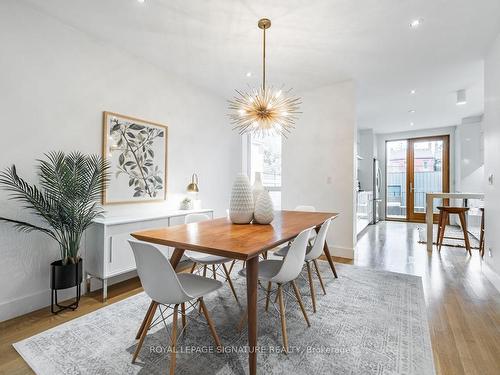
84, 208, 214, 301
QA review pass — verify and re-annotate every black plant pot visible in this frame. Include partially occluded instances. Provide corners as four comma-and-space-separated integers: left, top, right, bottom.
50, 258, 83, 314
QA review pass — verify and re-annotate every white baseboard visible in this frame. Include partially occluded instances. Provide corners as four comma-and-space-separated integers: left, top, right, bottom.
0, 272, 139, 323
482, 261, 500, 294
330, 246, 354, 259
0, 287, 77, 323
0, 289, 49, 323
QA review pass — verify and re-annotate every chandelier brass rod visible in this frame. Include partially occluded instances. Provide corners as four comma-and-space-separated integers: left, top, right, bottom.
262, 26, 266, 91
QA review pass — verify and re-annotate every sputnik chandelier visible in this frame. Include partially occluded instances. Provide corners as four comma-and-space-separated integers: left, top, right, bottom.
228, 18, 301, 137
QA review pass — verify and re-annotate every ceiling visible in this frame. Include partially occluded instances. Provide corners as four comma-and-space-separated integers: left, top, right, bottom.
22, 0, 500, 133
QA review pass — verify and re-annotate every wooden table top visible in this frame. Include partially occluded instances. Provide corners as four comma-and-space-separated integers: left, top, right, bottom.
426, 192, 484, 199
131, 210, 339, 260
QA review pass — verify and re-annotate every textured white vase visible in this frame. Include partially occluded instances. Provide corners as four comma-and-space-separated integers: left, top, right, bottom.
252, 172, 265, 207
253, 189, 274, 224
229, 174, 254, 224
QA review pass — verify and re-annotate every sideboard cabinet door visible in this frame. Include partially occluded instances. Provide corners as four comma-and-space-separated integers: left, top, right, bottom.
107, 233, 136, 276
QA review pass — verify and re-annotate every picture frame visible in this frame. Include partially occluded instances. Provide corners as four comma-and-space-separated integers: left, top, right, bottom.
102, 111, 168, 204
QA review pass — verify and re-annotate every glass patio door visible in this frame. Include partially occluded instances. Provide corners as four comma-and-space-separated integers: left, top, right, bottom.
407, 136, 449, 222
386, 140, 408, 220
386, 136, 449, 222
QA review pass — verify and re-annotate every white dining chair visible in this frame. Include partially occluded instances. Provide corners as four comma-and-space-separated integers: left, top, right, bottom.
274, 218, 332, 313
128, 240, 223, 375
239, 227, 312, 353
184, 214, 239, 302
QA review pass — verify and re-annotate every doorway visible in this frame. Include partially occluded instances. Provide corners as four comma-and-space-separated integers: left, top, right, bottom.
386, 135, 449, 222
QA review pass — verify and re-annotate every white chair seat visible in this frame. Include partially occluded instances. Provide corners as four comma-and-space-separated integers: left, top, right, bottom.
239, 259, 284, 282
184, 251, 232, 265
177, 273, 223, 300
274, 245, 314, 260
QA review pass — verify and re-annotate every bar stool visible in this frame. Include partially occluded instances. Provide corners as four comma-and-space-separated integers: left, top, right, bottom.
479, 208, 485, 258
436, 206, 471, 255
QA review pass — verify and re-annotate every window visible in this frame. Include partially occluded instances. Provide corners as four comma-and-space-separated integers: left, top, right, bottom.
248, 134, 281, 209
387, 185, 402, 203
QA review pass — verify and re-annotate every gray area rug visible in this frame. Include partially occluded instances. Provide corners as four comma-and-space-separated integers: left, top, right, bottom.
14, 263, 435, 375
417, 224, 480, 249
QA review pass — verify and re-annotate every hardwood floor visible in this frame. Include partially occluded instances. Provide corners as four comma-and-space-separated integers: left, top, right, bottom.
354, 221, 500, 375
1, 221, 499, 374
0, 278, 144, 375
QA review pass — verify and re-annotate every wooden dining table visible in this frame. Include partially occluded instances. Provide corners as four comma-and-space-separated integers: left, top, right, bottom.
131, 210, 339, 374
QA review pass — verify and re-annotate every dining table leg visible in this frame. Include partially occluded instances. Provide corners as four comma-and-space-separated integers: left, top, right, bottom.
135, 248, 185, 340
322, 242, 338, 279
246, 256, 259, 375
426, 194, 434, 252
315, 227, 338, 279
169, 248, 186, 270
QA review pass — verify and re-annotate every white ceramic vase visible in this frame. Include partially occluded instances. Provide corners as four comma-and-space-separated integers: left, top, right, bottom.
253, 189, 274, 224
229, 174, 254, 224
252, 172, 265, 206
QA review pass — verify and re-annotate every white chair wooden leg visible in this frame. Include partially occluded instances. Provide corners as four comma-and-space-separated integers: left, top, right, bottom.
291, 281, 310, 327
277, 284, 288, 354
199, 297, 222, 351
169, 304, 178, 375
132, 301, 158, 363
222, 263, 239, 302
306, 262, 317, 313
313, 259, 326, 295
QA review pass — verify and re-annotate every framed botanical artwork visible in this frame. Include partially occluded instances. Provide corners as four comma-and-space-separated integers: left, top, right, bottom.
102, 111, 168, 204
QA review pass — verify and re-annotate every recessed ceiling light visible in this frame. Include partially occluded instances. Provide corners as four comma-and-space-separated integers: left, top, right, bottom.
409, 18, 423, 28
410, 122, 415, 126
408, 109, 416, 113
246, 71, 252, 77
410, 89, 416, 95
137, 0, 145, 3
456, 89, 467, 105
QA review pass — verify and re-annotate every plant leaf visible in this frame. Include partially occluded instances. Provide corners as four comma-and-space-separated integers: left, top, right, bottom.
129, 124, 145, 131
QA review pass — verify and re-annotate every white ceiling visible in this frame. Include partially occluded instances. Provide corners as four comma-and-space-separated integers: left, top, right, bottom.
23, 0, 500, 133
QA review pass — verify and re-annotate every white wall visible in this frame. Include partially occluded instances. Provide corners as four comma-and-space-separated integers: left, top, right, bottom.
455, 116, 484, 194
451, 117, 484, 232
0, 1, 240, 321
376, 126, 456, 220
483, 33, 500, 290
282, 81, 357, 259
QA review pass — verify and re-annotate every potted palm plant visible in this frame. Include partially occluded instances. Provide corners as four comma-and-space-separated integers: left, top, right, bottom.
0, 151, 109, 313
